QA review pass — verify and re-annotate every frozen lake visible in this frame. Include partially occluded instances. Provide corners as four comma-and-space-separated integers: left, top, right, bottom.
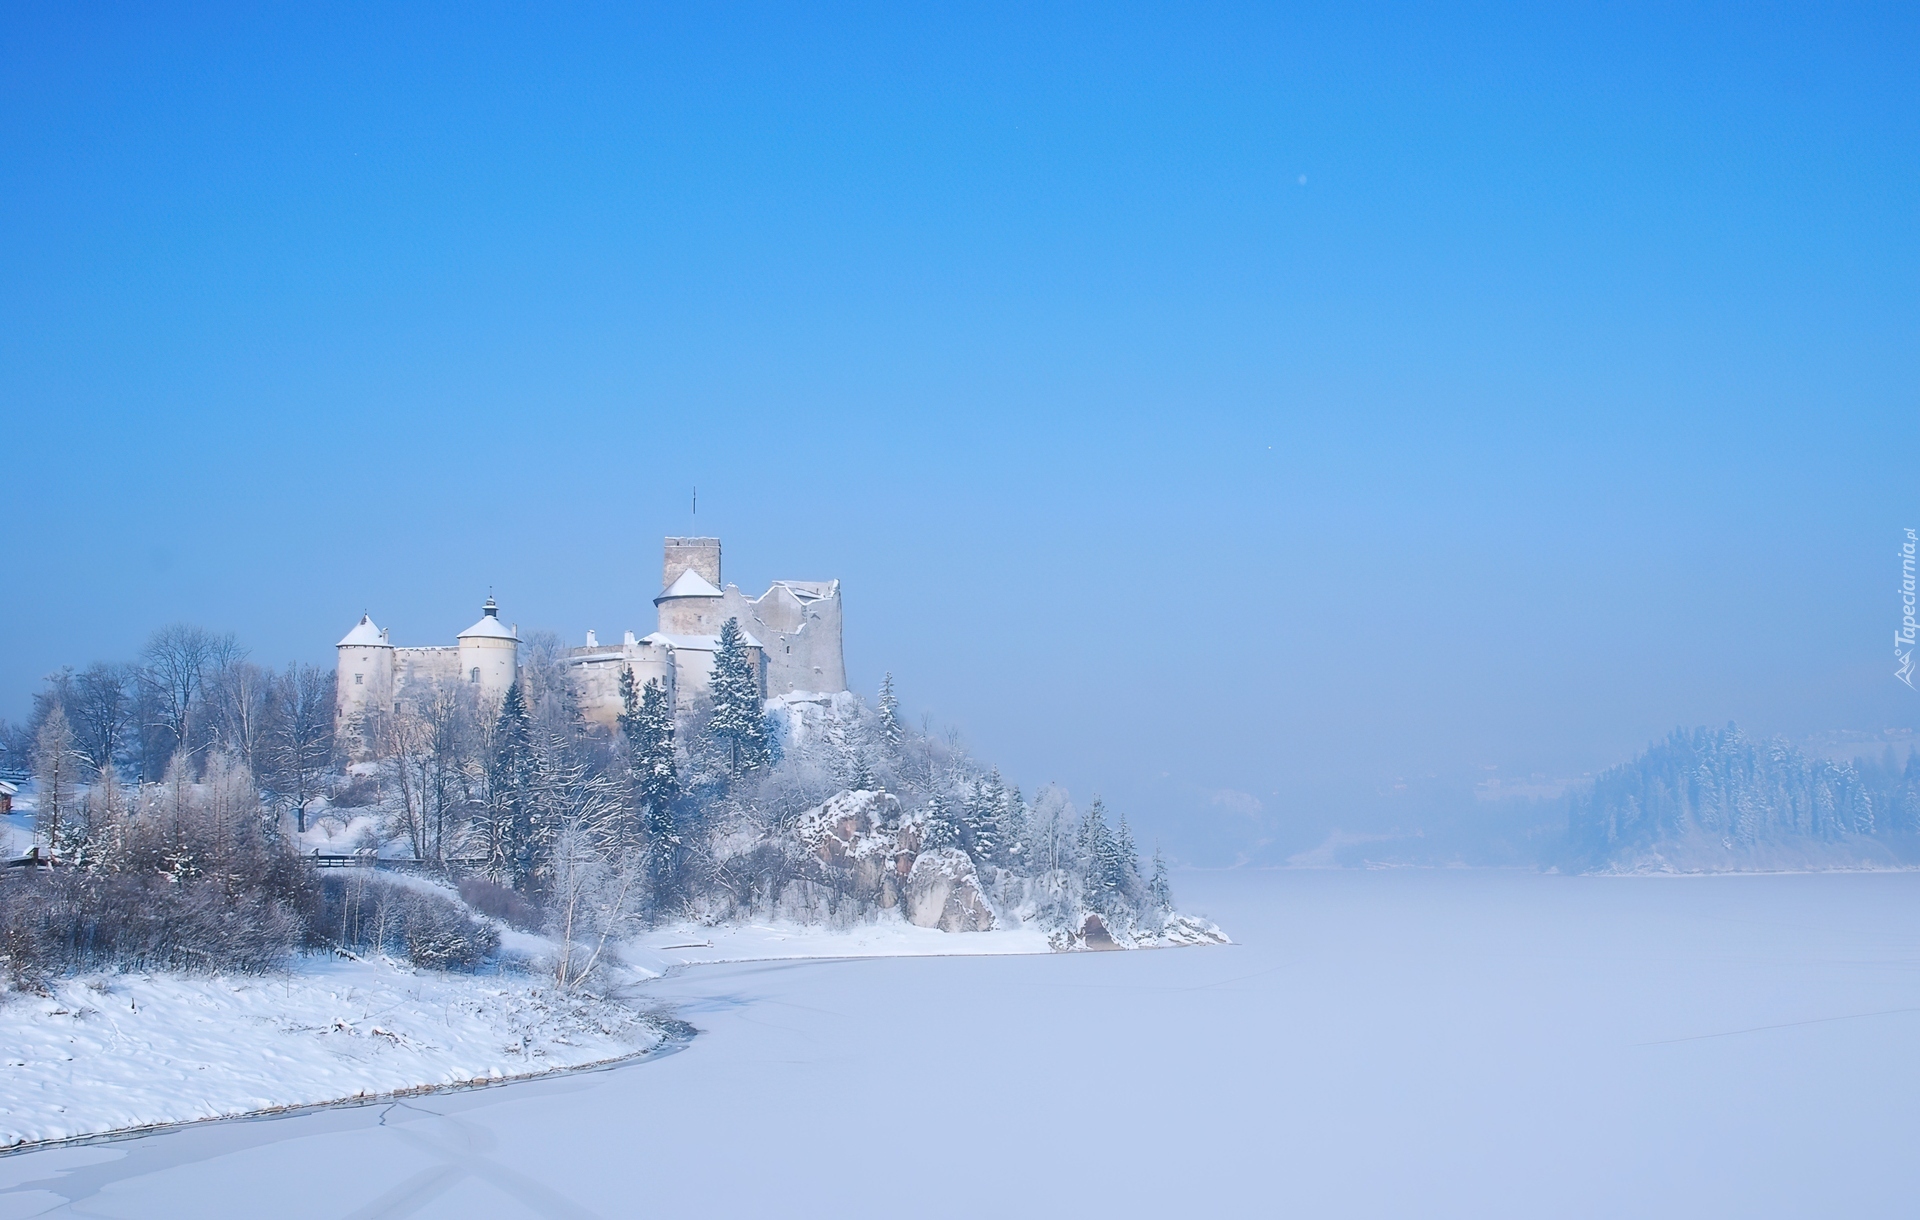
4, 869, 1917, 1218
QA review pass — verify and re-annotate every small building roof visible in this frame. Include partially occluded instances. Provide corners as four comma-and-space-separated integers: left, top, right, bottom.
337, 615, 389, 648
0, 779, 16, 797
656, 568, 723, 601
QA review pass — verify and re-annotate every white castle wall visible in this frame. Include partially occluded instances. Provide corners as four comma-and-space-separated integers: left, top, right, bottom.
336, 639, 394, 727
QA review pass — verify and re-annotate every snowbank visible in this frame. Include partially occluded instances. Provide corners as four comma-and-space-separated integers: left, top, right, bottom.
0, 955, 668, 1150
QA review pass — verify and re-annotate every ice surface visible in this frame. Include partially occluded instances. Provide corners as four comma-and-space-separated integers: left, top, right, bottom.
4, 870, 1919, 1217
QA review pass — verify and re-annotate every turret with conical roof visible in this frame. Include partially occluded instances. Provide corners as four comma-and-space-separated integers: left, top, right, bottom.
335, 613, 395, 729
457, 596, 520, 698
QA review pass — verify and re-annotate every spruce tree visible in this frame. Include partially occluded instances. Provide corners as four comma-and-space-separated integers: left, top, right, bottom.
617, 664, 641, 743
1078, 798, 1129, 915
1001, 783, 1029, 867
1149, 846, 1173, 912
1116, 813, 1142, 891
636, 677, 681, 908
878, 673, 901, 750
848, 748, 875, 792
962, 768, 1009, 864
708, 618, 769, 776
487, 682, 540, 889
921, 792, 960, 852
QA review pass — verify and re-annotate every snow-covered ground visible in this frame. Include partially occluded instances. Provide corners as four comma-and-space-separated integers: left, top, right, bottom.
0, 955, 667, 1149
4, 869, 1919, 1217
0, 908, 1077, 1151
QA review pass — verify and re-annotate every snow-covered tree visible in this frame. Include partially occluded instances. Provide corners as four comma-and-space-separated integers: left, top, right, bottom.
921, 792, 961, 851
709, 618, 769, 776
32, 704, 77, 852
878, 672, 901, 750
485, 682, 540, 887
1148, 846, 1172, 912
620, 670, 681, 911
1076, 798, 1136, 916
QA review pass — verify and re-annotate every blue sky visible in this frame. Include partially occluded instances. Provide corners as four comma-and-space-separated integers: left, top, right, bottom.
3, 2, 1915, 860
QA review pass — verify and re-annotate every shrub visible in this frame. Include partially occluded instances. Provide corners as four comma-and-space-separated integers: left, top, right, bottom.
315, 873, 499, 970
0, 869, 308, 986
457, 876, 542, 931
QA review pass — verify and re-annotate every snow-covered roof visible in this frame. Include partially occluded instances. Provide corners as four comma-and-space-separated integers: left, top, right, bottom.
0, 779, 15, 797
641, 630, 764, 652
458, 614, 519, 641
337, 615, 389, 648
767, 580, 836, 603
656, 568, 723, 600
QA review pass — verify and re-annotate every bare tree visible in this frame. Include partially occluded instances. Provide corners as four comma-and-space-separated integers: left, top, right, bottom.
140, 624, 233, 763
68, 662, 136, 779
549, 831, 642, 990
32, 705, 78, 852
266, 664, 336, 832
208, 656, 272, 773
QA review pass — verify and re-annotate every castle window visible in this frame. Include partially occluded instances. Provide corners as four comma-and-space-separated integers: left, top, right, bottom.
354, 674, 363, 685
470, 668, 480, 683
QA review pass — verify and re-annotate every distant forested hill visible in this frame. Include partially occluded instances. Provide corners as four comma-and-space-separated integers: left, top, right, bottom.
1567, 726, 1920, 872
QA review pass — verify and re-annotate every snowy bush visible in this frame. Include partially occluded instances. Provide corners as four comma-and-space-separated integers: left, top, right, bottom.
458, 876, 542, 931
0, 870, 308, 987
315, 874, 499, 971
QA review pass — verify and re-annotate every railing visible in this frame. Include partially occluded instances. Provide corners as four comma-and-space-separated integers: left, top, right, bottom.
308, 851, 490, 873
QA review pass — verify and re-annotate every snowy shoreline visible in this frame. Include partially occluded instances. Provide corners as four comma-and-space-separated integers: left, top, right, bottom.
0, 955, 676, 1152
1, 914, 1224, 1153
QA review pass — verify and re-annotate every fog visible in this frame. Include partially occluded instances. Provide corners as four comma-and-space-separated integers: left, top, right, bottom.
4, 5, 1913, 865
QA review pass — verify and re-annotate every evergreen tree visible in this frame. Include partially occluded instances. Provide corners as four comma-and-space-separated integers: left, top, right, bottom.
1148, 846, 1173, 912
617, 668, 678, 830
486, 682, 540, 888
962, 768, 1009, 863
848, 748, 875, 792
1000, 783, 1029, 867
635, 678, 679, 815
921, 792, 960, 851
636, 677, 680, 909
1077, 798, 1129, 915
1116, 813, 1141, 891
878, 673, 901, 750
616, 664, 641, 743
709, 618, 769, 776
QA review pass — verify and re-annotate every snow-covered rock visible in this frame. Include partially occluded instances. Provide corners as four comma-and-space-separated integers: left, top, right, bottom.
905, 847, 996, 932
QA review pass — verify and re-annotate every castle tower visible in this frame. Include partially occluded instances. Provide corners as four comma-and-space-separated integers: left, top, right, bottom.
655, 567, 726, 635
336, 614, 394, 727
457, 596, 520, 698
663, 537, 721, 590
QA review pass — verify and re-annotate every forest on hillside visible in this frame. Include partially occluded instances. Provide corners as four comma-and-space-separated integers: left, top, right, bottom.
0, 621, 1208, 988
1567, 724, 1920, 871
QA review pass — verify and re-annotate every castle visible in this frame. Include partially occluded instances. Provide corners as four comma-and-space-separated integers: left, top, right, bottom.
335, 537, 846, 733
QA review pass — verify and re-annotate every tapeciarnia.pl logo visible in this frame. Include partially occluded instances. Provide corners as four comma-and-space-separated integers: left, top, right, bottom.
1899, 528, 1917, 689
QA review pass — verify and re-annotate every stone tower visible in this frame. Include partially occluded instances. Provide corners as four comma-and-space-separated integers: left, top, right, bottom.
456, 596, 520, 698
663, 537, 721, 590
335, 614, 394, 728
